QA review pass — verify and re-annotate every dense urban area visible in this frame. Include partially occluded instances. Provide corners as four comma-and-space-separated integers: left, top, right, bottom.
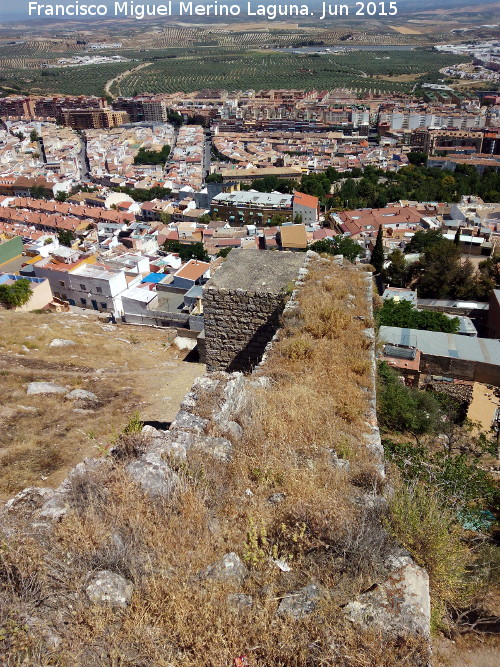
0, 12, 499, 667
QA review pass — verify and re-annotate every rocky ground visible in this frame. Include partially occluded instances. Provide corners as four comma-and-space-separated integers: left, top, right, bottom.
0, 309, 203, 499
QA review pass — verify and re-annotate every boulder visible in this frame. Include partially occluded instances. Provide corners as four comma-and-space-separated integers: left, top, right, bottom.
202, 552, 247, 583
277, 584, 323, 618
38, 492, 69, 521
49, 339, 76, 347
86, 570, 133, 607
193, 436, 233, 462
343, 555, 431, 637
170, 410, 208, 435
126, 452, 179, 499
3, 487, 53, 513
27, 382, 67, 396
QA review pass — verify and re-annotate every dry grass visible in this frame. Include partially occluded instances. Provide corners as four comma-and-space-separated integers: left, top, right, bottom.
0, 260, 429, 665
0, 309, 203, 499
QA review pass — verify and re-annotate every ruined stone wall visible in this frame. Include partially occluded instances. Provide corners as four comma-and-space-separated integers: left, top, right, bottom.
0, 256, 431, 655
203, 249, 307, 372
203, 289, 287, 372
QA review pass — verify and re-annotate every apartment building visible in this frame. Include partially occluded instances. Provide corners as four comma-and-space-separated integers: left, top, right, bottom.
58, 109, 129, 130
211, 191, 293, 225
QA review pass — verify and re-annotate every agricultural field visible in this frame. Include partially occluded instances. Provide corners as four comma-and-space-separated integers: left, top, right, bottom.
0, 62, 134, 97
112, 49, 468, 97
0, 42, 470, 97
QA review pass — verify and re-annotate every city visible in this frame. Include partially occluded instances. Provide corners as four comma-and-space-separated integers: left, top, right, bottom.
0, 6, 499, 666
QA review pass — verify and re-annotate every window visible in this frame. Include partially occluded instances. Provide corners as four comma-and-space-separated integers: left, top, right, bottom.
80, 284, 86, 291
59, 280, 65, 287
80, 298, 87, 305
100, 303, 107, 309
96, 286, 102, 293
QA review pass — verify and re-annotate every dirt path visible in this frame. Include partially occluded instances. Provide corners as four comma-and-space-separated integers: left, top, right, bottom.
434, 634, 500, 666
104, 61, 152, 99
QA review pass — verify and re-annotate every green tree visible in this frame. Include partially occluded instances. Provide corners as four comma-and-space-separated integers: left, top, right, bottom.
57, 229, 76, 247
163, 240, 209, 262
310, 236, 362, 263
159, 212, 171, 224
371, 227, 384, 274
30, 129, 39, 143
377, 298, 460, 333
406, 229, 444, 254
453, 228, 461, 246
384, 249, 408, 287
0, 278, 32, 309
270, 214, 287, 226
134, 144, 170, 165
294, 213, 303, 224
30, 185, 48, 199
206, 173, 222, 183
407, 152, 428, 166
216, 247, 232, 258
55, 191, 68, 203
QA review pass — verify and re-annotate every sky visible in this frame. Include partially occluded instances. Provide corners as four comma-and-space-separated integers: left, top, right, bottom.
0, 0, 493, 20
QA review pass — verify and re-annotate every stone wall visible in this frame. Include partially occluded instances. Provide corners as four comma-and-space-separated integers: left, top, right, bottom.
0, 255, 431, 655
203, 249, 307, 372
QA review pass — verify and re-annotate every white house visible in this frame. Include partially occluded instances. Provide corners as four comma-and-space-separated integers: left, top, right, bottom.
293, 192, 319, 225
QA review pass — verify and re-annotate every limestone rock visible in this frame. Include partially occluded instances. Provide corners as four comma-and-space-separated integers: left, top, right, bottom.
344, 555, 430, 637
267, 492, 286, 505
26, 382, 67, 396
328, 451, 350, 472
49, 339, 76, 347
170, 410, 208, 435
3, 487, 53, 513
194, 436, 233, 462
277, 584, 323, 618
126, 452, 179, 499
86, 570, 133, 607
38, 492, 69, 521
202, 552, 247, 583
65, 389, 98, 402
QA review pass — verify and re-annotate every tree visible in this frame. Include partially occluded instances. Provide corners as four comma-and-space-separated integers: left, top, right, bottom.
377, 298, 460, 333
454, 228, 461, 246
310, 236, 362, 263
57, 229, 76, 247
206, 173, 222, 183
270, 214, 287, 226
197, 214, 211, 224
216, 247, 232, 258
163, 240, 209, 262
0, 278, 32, 309
407, 152, 428, 166
55, 191, 68, 202
134, 144, 170, 165
294, 213, 303, 224
406, 229, 444, 254
371, 227, 384, 274
30, 185, 48, 199
384, 249, 408, 287
30, 129, 39, 143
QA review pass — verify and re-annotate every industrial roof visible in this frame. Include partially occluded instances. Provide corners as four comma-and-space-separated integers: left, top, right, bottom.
212, 191, 293, 208
380, 326, 500, 365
